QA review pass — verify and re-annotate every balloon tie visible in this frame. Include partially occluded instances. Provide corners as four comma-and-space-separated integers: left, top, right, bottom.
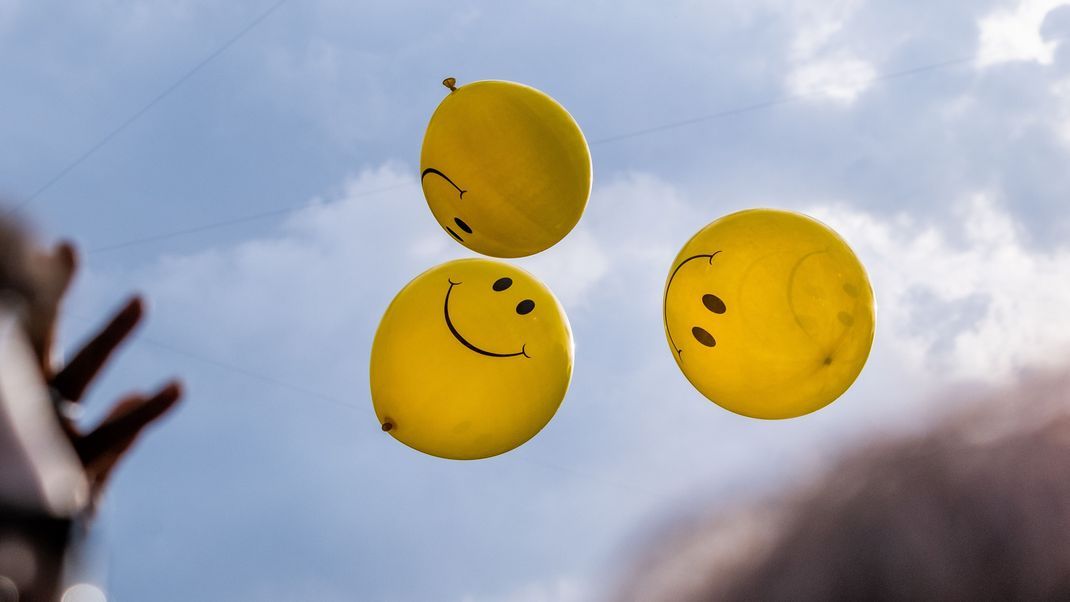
442, 77, 457, 92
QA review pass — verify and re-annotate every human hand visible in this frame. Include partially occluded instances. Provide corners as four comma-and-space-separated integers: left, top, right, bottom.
25, 241, 182, 498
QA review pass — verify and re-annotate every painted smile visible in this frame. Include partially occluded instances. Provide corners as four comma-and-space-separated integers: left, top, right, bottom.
422, 168, 471, 243
664, 251, 722, 356
444, 279, 529, 358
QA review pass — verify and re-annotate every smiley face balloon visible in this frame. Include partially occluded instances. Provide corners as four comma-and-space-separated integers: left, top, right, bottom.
420, 79, 592, 258
663, 209, 875, 419
370, 259, 573, 459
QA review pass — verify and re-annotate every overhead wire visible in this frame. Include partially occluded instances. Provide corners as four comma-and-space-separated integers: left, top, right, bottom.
587, 54, 976, 144
87, 182, 413, 255
135, 334, 358, 411
83, 50, 981, 254
5, 0, 290, 216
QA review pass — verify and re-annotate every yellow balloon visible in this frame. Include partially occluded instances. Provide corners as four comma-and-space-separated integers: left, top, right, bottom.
370, 258, 573, 459
663, 209, 875, 419
420, 79, 592, 258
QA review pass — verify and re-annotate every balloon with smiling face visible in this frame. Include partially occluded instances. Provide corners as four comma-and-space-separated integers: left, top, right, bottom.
663, 209, 875, 419
420, 79, 592, 258
370, 259, 573, 459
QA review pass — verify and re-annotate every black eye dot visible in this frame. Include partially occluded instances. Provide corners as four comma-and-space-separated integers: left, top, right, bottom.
702, 294, 726, 314
454, 217, 473, 234
492, 277, 512, 292
692, 326, 716, 347
516, 299, 535, 315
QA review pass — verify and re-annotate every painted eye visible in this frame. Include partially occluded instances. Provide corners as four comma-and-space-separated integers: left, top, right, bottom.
702, 294, 726, 314
516, 299, 535, 315
493, 278, 512, 291
454, 217, 473, 234
692, 326, 716, 347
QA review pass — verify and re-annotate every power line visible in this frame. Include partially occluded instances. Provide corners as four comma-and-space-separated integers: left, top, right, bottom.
66, 308, 355, 411
6, 0, 290, 216
84, 50, 981, 255
129, 323, 672, 500
589, 55, 975, 144
136, 334, 359, 411
138, 331, 673, 499
87, 182, 414, 255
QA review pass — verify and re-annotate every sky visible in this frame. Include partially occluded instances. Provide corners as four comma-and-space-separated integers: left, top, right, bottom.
4, 0, 1070, 600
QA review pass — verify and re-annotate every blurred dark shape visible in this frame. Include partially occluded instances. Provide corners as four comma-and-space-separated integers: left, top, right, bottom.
0, 210, 182, 600
0, 217, 40, 310
617, 369, 1070, 601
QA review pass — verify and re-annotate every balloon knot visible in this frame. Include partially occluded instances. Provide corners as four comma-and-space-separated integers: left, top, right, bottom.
382, 421, 394, 432
442, 77, 457, 92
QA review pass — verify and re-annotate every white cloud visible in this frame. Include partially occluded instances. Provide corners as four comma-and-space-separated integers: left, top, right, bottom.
133, 164, 429, 359
779, 0, 875, 105
811, 193, 1070, 382
977, 0, 1070, 67
787, 54, 877, 104
516, 228, 610, 311
786, 0, 862, 59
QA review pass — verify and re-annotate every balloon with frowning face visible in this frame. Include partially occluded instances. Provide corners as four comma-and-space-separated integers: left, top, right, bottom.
420, 78, 592, 258
663, 209, 875, 419
370, 259, 573, 459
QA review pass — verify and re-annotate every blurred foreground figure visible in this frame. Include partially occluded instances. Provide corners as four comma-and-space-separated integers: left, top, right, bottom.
0, 215, 181, 600
619, 371, 1070, 601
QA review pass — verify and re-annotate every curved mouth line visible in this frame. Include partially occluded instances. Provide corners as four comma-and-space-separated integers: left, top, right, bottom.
444, 279, 530, 359
423, 168, 471, 243
421, 167, 466, 199
664, 251, 722, 357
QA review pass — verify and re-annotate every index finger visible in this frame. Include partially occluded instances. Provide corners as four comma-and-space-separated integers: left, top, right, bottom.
51, 297, 143, 402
